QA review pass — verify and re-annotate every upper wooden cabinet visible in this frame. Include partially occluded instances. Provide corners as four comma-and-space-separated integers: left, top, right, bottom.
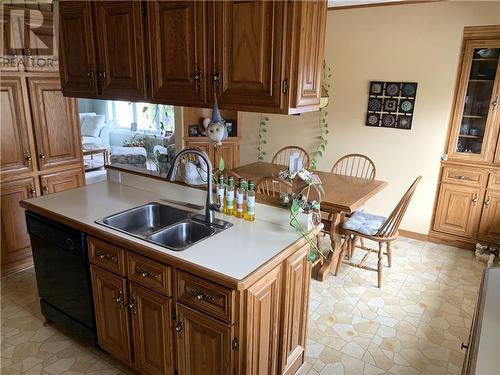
214, 0, 285, 111
147, 1, 209, 106
447, 38, 500, 164
0, 77, 33, 179
59, 1, 98, 97
94, 1, 146, 100
28, 77, 82, 170
58, 0, 327, 114
59, 0, 146, 100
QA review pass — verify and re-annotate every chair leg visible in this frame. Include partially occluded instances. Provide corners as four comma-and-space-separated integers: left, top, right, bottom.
359, 237, 365, 251
377, 242, 383, 288
387, 242, 392, 268
350, 235, 357, 259
335, 236, 348, 276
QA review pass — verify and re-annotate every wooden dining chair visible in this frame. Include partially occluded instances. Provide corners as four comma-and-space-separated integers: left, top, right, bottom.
255, 176, 293, 197
272, 146, 311, 169
331, 153, 376, 180
337, 176, 422, 287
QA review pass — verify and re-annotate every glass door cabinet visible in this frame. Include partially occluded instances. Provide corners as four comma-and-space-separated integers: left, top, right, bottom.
448, 39, 500, 163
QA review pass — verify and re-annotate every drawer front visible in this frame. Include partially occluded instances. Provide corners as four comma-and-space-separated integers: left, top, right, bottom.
176, 270, 233, 323
487, 171, 500, 190
127, 252, 171, 296
88, 237, 125, 276
441, 166, 486, 187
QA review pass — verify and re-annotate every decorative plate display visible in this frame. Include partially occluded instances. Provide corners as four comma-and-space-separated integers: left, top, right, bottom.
402, 83, 417, 97
382, 114, 396, 127
384, 99, 397, 112
366, 113, 380, 127
368, 98, 382, 111
366, 81, 418, 130
385, 83, 400, 96
400, 99, 414, 113
397, 116, 412, 130
370, 82, 383, 95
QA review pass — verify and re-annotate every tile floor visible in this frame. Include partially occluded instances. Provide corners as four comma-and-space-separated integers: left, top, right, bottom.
1, 237, 484, 374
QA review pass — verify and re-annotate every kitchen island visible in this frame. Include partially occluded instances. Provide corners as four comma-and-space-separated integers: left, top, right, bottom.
21, 171, 318, 375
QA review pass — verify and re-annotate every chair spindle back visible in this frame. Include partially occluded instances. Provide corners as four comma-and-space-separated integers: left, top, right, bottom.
272, 146, 311, 169
255, 177, 293, 198
331, 154, 376, 180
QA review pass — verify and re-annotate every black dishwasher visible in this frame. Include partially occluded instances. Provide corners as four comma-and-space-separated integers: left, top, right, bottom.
26, 212, 97, 345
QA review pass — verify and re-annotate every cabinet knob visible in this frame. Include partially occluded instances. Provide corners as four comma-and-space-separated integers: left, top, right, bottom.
42, 185, 49, 193
492, 96, 498, 108
98, 71, 107, 80
39, 152, 45, 163
213, 70, 221, 91
194, 64, 202, 92
461, 342, 468, 350
30, 186, 36, 198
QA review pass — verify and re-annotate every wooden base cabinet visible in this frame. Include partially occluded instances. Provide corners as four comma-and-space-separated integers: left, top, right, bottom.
478, 190, 500, 242
88, 235, 313, 375
185, 139, 240, 170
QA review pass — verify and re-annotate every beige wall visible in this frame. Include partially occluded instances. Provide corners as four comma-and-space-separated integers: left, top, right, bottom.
239, 1, 500, 234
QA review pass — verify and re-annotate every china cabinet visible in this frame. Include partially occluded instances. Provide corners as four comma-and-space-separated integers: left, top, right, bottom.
432, 26, 500, 247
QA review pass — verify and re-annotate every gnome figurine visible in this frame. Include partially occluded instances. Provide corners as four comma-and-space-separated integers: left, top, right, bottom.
206, 96, 228, 146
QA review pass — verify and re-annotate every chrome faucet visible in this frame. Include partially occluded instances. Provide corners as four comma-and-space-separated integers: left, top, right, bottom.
166, 148, 221, 225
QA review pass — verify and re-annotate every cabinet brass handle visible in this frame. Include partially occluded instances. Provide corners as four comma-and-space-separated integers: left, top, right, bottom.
175, 320, 183, 334
461, 342, 468, 350
213, 69, 221, 91
98, 71, 107, 80
39, 152, 45, 163
484, 196, 491, 208
454, 175, 471, 181
115, 290, 125, 309
128, 294, 137, 314
25, 151, 32, 165
191, 289, 215, 303
492, 96, 498, 108
96, 251, 115, 262
136, 267, 158, 279
194, 64, 202, 92
42, 185, 49, 193
30, 186, 36, 198
471, 193, 478, 206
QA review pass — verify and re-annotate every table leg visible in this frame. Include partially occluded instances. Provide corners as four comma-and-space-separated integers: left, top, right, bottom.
316, 211, 344, 281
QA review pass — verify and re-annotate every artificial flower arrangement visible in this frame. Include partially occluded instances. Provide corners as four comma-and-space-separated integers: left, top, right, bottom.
277, 169, 325, 262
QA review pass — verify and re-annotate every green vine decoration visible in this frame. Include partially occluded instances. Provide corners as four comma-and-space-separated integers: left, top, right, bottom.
257, 114, 269, 161
310, 61, 332, 170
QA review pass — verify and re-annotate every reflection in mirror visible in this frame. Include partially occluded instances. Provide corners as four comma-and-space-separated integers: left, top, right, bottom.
78, 98, 176, 180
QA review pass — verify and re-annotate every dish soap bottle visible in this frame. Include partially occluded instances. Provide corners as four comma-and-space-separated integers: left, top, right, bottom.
244, 180, 256, 222
216, 174, 225, 211
235, 178, 245, 218
224, 176, 235, 215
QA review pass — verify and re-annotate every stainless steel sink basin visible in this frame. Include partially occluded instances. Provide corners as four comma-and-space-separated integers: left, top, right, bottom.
96, 202, 231, 251
99, 202, 189, 236
147, 221, 216, 250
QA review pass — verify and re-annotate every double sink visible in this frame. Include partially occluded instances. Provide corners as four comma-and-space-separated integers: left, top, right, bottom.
96, 202, 230, 251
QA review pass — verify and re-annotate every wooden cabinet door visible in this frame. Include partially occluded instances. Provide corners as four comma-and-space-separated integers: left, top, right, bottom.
184, 141, 214, 163
214, 0, 285, 110
94, 1, 146, 100
0, 77, 33, 179
1, 177, 36, 274
495, 131, 500, 165
40, 168, 84, 195
244, 265, 282, 375
148, 1, 209, 106
433, 183, 483, 237
28, 77, 82, 170
280, 247, 311, 375
214, 142, 239, 170
58, 1, 98, 97
175, 304, 232, 375
288, 0, 327, 111
129, 283, 174, 375
478, 190, 500, 242
90, 265, 133, 365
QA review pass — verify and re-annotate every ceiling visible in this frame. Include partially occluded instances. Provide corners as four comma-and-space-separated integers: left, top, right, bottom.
328, 0, 403, 8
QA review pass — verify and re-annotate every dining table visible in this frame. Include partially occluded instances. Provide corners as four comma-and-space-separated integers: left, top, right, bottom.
229, 161, 388, 282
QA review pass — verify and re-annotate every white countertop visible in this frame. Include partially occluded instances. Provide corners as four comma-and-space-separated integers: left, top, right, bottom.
23, 177, 306, 282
